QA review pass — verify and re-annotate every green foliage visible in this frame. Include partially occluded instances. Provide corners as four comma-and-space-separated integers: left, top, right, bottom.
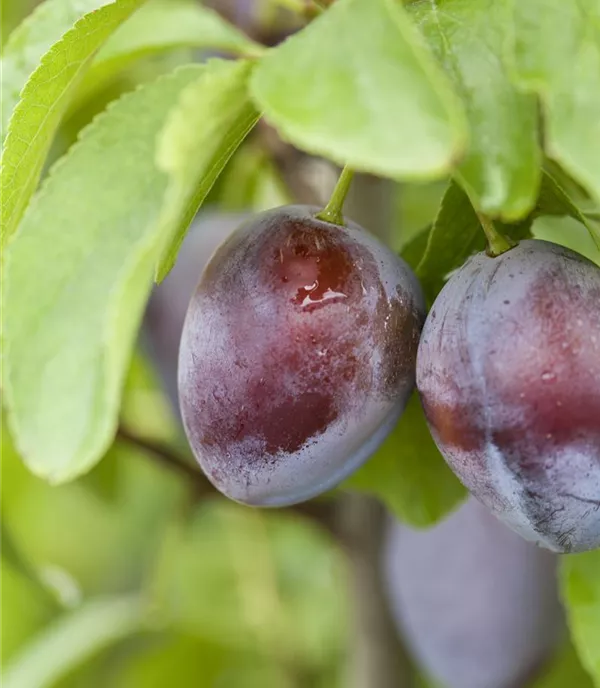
345, 394, 466, 527
155, 59, 260, 280
511, 0, 600, 206
251, 0, 467, 179
73, 0, 264, 111
148, 502, 347, 668
416, 171, 599, 305
0, 559, 56, 664
531, 644, 595, 688
217, 144, 293, 212
4, 66, 203, 483
561, 552, 600, 686
0, 0, 109, 136
2, 594, 144, 688
410, 0, 540, 220
0, 0, 148, 247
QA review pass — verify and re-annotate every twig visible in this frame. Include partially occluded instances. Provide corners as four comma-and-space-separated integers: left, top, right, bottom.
116, 426, 213, 494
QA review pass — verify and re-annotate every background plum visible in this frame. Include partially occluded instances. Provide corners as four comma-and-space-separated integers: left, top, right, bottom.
145, 212, 248, 411
417, 240, 600, 553
178, 205, 425, 506
384, 498, 565, 688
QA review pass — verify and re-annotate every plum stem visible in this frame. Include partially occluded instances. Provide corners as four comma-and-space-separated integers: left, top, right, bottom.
478, 213, 516, 257
316, 165, 355, 226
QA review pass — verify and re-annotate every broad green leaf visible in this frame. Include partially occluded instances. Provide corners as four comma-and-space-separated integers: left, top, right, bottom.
531, 644, 594, 688
415, 181, 533, 305
561, 552, 600, 686
5, 60, 258, 483
251, 0, 467, 179
510, 0, 600, 207
73, 0, 263, 109
3, 66, 203, 483
410, 0, 539, 220
345, 394, 466, 527
1, 594, 143, 688
0, 0, 110, 136
415, 171, 595, 304
1, 0, 148, 248
155, 59, 259, 280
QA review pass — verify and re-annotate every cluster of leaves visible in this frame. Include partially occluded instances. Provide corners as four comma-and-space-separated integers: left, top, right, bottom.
2, 0, 600, 685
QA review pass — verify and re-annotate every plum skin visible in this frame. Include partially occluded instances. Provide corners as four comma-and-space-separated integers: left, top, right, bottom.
384, 499, 564, 688
178, 205, 425, 506
417, 239, 600, 553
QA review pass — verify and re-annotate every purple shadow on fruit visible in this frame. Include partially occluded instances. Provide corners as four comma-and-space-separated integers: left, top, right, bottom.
417, 239, 600, 553
178, 205, 425, 506
384, 498, 565, 688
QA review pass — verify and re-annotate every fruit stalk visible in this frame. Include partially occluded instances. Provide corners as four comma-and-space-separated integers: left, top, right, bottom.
316, 165, 355, 226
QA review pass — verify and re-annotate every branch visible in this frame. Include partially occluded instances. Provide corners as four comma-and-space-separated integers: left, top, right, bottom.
336, 493, 415, 688
116, 426, 214, 495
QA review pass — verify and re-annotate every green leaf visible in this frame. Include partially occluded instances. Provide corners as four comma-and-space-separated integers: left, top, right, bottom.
409, 0, 540, 220
250, 0, 466, 180
415, 181, 533, 304
414, 171, 595, 305
510, 0, 600, 208
0, 0, 110, 137
5, 59, 258, 483
73, 0, 264, 110
113, 634, 230, 688
533, 216, 600, 266
1, 594, 143, 688
536, 171, 600, 251
531, 644, 594, 688
147, 502, 347, 665
3, 65, 203, 483
345, 393, 466, 527
392, 180, 446, 252
217, 143, 292, 212
560, 552, 600, 686
155, 59, 259, 281
0, 558, 56, 664
0, 0, 148, 248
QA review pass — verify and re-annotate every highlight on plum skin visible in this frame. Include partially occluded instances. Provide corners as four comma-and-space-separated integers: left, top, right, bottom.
178, 205, 426, 507
417, 239, 600, 553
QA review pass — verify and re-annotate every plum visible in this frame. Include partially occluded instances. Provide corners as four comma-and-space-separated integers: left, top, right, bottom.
178, 205, 425, 506
417, 239, 600, 553
384, 499, 565, 688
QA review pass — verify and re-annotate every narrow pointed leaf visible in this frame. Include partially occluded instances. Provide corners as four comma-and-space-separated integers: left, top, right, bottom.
155, 59, 259, 281
1, 0, 148, 247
